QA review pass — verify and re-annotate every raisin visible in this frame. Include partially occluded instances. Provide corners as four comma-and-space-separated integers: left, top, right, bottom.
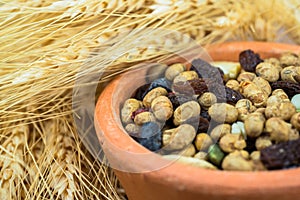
271, 81, 300, 99
244, 137, 257, 153
132, 122, 162, 151
167, 93, 196, 109
197, 116, 210, 133
239, 49, 263, 72
260, 138, 300, 170
200, 110, 211, 121
172, 78, 209, 96
132, 83, 150, 100
191, 59, 224, 84
131, 108, 150, 120
147, 78, 172, 93
225, 86, 244, 105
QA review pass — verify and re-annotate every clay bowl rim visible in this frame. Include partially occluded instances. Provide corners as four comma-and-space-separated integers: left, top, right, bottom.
95, 41, 300, 192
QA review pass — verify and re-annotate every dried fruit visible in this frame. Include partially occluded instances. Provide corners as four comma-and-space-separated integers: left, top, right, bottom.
167, 93, 196, 109
271, 81, 300, 99
132, 122, 162, 151
172, 78, 208, 96
225, 86, 244, 105
260, 138, 300, 169
239, 49, 263, 72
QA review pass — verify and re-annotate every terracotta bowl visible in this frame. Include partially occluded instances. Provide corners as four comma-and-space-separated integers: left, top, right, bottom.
95, 41, 300, 200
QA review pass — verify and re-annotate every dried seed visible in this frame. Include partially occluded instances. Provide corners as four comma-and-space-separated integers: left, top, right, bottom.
195, 133, 213, 151
208, 144, 225, 167
173, 101, 201, 126
165, 63, 186, 81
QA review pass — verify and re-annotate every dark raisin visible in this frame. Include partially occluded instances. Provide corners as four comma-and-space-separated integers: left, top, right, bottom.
271, 81, 300, 99
131, 108, 150, 120
225, 86, 244, 105
191, 59, 224, 84
132, 83, 150, 100
147, 78, 172, 93
200, 110, 211, 121
203, 79, 226, 102
239, 49, 263, 72
167, 93, 196, 109
132, 122, 162, 151
197, 116, 210, 133
260, 138, 300, 170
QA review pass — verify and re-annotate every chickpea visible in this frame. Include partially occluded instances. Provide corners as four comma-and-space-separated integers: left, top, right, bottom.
198, 92, 217, 110
165, 63, 186, 81
125, 123, 141, 136
255, 62, 279, 82
173, 101, 200, 126
219, 134, 246, 153
194, 151, 208, 160
239, 81, 268, 107
173, 71, 198, 84
279, 52, 300, 67
210, 124, 231, 142
143, 87, 168, 107
272, 89, 289, 100
181, 144, 196, 157
226, 79, 240, 91
264, 57, 282, 72
265, 101, 296, 120
265, 117, 290, 142
280, 66, 300, 83
222, 150, 254, 171
134, 111, 156, 125
291, 113, 300, 130
235, 99, 256, 121
255, 136, 272, 150
208, 103, 238, 123
237, 72, 256, 82
146, 63, 168, 82
244, 112, 265, 138
151, 96, 173, 121
250, 151, 266, 171
252, 77, 272, 96
194, 133, 213, 151
121, 98, 142, 124
163, 124, 196, 151
289, 128, 299, 140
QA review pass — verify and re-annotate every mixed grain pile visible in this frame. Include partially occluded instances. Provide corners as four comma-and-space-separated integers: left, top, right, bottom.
1, 0, 300, 199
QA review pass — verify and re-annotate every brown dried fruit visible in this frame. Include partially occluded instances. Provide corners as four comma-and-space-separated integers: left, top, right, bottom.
260, 138, 300, 169
271, 81, 300, 99
239, 49, 263, 72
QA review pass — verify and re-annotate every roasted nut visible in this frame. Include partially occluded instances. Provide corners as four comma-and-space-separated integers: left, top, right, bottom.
151, 96, 173, 121
222, 150, 253, 171
146, 64, 168, 82
165, 63, 186, 81
163, 155, 217, 170
289, 128, 299, 140
143, 87, 168, 107
194, 151, 208, 160
265, 117, 290, 142
265, 101, 296, 120
255, 62, 279, 82
264, 57, 282, 72
198, 92, 217, 110
195, 133, 213, 151
250, 151, 266, 171
121, 98, 142, 124
279, 52, 300, 67
252, 77, 272, 96
181, 144, 196, 157
280, 66, 300, 83
173, 101, 201, 126
134, 111, 156, 125
226, 79, 240, 91
272, 89, 289, 100
235, 99, 256, 121
239, 81, 268, 107
163, 124, 196, 151
173, 71, 198, 84
291, 113, 300, 130
237, 72, 256, 82
244, 112, 265, 137
208, 103, 238, 123
219, 134, 246, 153
210, 124, 231, 142
255, 136, 272, 150
125, 123, 141, 136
